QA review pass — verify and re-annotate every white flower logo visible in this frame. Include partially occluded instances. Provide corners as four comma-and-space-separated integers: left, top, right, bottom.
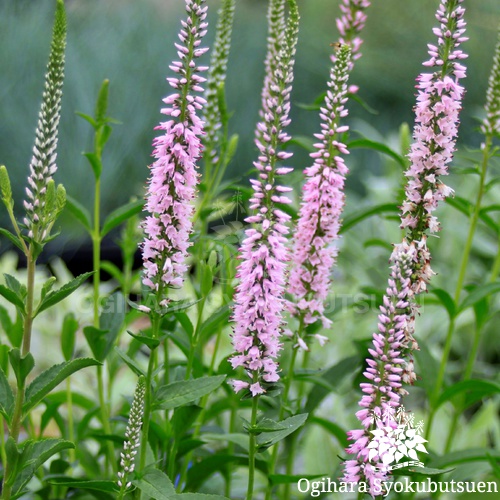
368, 406, 428, 470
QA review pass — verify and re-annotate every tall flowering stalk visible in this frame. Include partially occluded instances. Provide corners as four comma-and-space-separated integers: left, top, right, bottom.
139, 0, 208, 472
23, 0, 67, 245
141, 0, 208, 308
334, 0, 371, 69
259, 0, 287, 124
288, 45, 351, 336
287, 1, 370, 349
202, 0, 235, 167
481, 26, 500, 139
229, 0, 299, 398
117, 377, 146, 498
343, 0, 467, 494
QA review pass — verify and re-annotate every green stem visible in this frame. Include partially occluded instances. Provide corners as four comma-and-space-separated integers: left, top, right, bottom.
0, 416, 6, 474
92, 178, 101, 326
185, 297, 206, 380
22, 252, 36, 356
3, 247, 36, 498
66, 377, 75, 463
427, 137, 492, 440
139, 315, 160, 472
283, 349, 310, 500
266, 341, 300, 500
246, 396, 259, 500
2, 380, 25, 500
97, 365, 116, 475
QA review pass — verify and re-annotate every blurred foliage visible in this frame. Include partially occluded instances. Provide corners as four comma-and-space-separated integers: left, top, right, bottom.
0, 0, 499, 251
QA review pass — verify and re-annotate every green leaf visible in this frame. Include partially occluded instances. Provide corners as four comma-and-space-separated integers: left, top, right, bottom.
172, 405, 202, 439
4, 438, 20, 486
202, 432, 249, 452
0, 228, 25, 252
348, 138, 406, 168
0, 303, 23, 347
176, 494, 230, 500
101, 198, 144, 237
246, 417, 288, 434
309, 416, 348, 448
0, 364, 14, 422
100, 260, 122, 283
133, 469, 176, 499
83, 152, 102, 179
445, 196, 472, 218
24, 358, 101, 413
427, 448, 500, 469
126, 330, 160, 349
436, 379, 500, 411
200, 262, 214, 296
305, 356, 360, 413
75, 111, 97, 128
9, 349, 34, 387
198, 305, 231, 342
40, 276, 57, 301
47, 478, 119, 493
61, 312, 78, 361
114, 347, 146, 377
391, 466, 455, 477
459, 283, 500, 313
340, 204, 399, 234
35, 271, 94, 316
99, 292, 126, 358
414, 342, 440, 398
12, 439, 74, 494
174, 311, 194, 339
256, 413, 308, 450
0, 284, 25, 313
288, 135, 315, 152
363, 238, 393, 251
431, 288, 457, 319
95, 79, 110, 126
154, 375, 226, 411
65, 195, 92, 232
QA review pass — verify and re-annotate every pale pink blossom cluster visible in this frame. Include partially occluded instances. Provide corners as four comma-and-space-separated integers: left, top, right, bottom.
288, 44, 352, 331
230, 1, 299, 397
401, 0, 467, 293
344, 1, 467, 493
481, 27, 500, 138
343, 243, 418, 491
334, 0, 371, 70
141, 0, 208, 306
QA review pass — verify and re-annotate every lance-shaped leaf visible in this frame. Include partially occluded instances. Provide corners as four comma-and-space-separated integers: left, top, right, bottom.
0, 365, 14, 423
11, 439, 74, 496
154, 375, 226, 411
23, 358, 101, 413
35, 272, 94, 316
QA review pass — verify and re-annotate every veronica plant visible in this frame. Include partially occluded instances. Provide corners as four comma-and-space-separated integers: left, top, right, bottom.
0, 2, 101, 499
343, 0, 467, 494
138, 0, 208, 473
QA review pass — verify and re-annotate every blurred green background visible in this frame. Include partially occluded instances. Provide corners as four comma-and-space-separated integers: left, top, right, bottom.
0, 0, 499, 254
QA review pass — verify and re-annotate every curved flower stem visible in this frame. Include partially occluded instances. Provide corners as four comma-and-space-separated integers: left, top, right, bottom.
246, 395, 260, 500
427, 136, 492, 442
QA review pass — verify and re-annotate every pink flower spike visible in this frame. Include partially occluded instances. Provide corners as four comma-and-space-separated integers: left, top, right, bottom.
141, 0, 209, 308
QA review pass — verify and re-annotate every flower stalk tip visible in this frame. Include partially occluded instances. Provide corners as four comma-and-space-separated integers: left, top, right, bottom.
230, 0, 299, 396
141, 0, 209, 309
23, 0, 67, 244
